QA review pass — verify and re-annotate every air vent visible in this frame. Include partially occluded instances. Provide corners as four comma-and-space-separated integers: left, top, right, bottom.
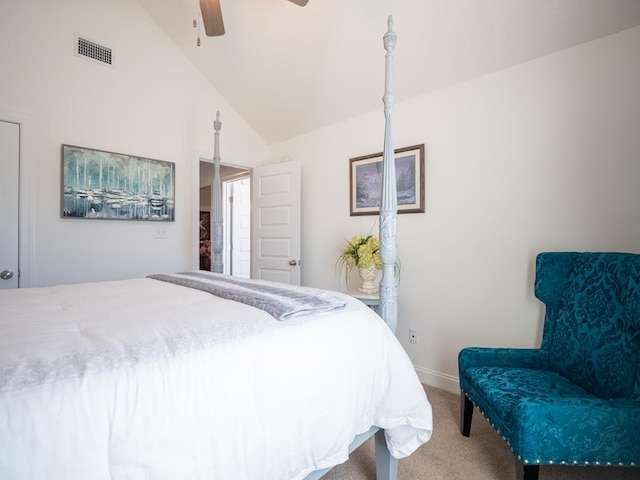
75, 36, 113, 66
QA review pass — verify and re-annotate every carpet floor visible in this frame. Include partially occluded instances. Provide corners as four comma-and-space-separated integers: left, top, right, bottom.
321, 385, 640, 480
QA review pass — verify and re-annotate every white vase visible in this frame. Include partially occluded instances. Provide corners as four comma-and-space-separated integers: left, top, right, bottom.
358, 266, 379, 294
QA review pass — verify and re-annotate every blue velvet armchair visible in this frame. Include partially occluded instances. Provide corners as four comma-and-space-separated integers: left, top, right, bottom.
458, 252, 640, 480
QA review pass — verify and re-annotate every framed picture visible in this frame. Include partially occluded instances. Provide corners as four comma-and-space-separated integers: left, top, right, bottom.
349, 144, 425, 216
199, 211, 212, 270
61, 144, 175, 221
199, 211, 211, 241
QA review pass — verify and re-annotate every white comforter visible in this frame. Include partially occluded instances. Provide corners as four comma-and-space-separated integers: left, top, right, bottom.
0, 277, 432, 479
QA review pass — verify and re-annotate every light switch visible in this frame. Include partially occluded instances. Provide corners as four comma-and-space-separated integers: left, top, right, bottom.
154, 225, 168, 239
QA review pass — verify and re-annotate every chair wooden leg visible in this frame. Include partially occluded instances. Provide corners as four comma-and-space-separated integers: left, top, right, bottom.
460, 392, 473, 436
515, 460, 539, 480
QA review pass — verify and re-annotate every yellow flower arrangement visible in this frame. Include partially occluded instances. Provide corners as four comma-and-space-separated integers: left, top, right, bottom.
344, 235, 382, 269
336, 234, 382, 287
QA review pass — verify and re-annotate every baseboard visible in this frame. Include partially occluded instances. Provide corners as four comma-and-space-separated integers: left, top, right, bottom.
414, 365, 459, 394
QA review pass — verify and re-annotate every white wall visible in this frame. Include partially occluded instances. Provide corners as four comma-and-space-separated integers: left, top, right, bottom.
0, 0, 267, 287
269, 26, 640, 392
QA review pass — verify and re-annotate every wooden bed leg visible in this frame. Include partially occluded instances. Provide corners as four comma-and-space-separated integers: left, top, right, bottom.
375, 429, 398, 480
515, 460, 539, 480
460, 392, 473, 436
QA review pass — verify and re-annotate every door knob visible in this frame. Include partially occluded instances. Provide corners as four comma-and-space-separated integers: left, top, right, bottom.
1, 270, 14, 280
289, 260, 300, 266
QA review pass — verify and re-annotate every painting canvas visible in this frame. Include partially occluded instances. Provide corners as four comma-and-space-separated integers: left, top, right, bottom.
199, 211, 211, 241
350, 144, 425, 216
61, 144, 175, 221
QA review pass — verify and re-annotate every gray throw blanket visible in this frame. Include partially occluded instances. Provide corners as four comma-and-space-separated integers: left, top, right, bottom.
148, 271, 347, 321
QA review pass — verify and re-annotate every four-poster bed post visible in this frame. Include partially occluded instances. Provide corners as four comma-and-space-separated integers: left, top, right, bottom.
308, 16, 404, 480
379, 16, 398, 335
205, 17, 404, 478
199, 15, 410, 480
211, 110, 223, 273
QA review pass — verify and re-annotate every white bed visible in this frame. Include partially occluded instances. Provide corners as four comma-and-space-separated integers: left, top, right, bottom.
0, 16, 431, 480
0, 276, 431, 479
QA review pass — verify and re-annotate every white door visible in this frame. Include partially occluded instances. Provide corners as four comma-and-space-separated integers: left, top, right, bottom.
251, 161, 301, 285
0, 120, 20, 289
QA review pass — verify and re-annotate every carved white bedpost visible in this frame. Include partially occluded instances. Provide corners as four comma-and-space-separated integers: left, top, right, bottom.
211, 111, 224, 274
379, 16, 398, 334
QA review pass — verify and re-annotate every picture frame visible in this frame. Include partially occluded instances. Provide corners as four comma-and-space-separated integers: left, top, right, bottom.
349, 144, 425, 216
199, 211, 212, 270
199, 211, 211, 241
61, 144, 175, 221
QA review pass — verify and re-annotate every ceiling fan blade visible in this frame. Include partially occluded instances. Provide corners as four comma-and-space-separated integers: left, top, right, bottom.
199, 0, 225, 36
288, 0, 309, 6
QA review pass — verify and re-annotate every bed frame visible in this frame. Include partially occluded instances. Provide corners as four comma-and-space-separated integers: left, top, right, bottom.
304, 427, 397, 480
211, 16, 400, 480
378, 16, 399, 336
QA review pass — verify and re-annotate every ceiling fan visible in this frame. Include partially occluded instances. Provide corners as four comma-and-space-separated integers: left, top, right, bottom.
199, 0, 309, 37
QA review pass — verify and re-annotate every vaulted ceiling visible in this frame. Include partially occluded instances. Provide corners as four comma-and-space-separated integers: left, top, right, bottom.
136, 0, 640, 144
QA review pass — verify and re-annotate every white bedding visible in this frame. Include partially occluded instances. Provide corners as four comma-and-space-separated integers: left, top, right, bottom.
0, 277, 432, 479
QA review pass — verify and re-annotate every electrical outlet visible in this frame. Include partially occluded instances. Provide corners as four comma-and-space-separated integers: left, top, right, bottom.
409, 329, 418, 344
154, 225, 168, 239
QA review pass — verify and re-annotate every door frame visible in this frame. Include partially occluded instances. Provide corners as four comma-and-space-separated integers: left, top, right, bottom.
0, 110, 35, 287
193, 151, 251, 271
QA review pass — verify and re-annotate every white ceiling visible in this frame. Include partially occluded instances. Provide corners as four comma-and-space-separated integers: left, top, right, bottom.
136, 0, 640, 145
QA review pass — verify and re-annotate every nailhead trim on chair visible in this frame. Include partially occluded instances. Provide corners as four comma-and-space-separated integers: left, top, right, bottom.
465, 394, 638, 468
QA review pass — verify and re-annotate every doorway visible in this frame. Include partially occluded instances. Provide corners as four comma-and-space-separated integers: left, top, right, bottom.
0, 120, 19, 289
224, 177, 251, 278
199, 161, 251, 277
0, 112, 34, 289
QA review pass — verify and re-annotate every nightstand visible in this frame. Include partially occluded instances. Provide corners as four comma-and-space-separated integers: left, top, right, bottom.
347, 290, 381, 315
